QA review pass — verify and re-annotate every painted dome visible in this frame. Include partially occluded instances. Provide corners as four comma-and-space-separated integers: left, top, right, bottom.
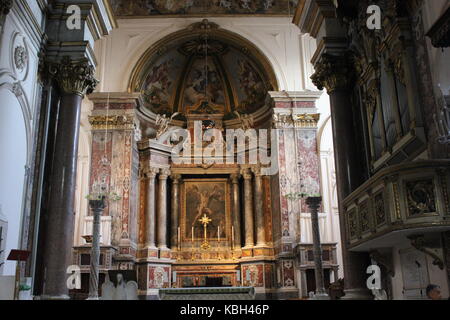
136, 34, 276, 118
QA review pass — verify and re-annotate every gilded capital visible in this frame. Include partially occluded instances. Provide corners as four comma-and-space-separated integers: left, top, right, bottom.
230, 173, 241, 184
311, 53, 355, 93
88, 115, 135, 130
240, 167, 252, 180
251, 165, 262, 177
49, 56, 99, 97
144, 167, 159, 179
171, 174, 182, 183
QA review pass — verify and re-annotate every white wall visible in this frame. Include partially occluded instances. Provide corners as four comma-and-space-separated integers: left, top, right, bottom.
0, 90, 27, 275
73, 99, 93, 247
391, 240, 449, 300
0, 1, 43, 277
94, 17, 315, 93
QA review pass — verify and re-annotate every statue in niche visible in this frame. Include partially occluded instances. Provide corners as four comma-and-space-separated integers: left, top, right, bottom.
155, 112, 179, 140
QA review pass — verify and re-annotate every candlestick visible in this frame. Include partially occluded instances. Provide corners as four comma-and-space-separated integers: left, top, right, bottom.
218, 226, 220, 243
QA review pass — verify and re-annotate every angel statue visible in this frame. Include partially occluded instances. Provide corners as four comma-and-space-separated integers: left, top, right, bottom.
101, 273, 138, 300
234, 111, 255, 131
155, 112, 180, 140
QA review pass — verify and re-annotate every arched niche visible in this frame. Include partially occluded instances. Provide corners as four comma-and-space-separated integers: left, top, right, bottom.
128, 20, 279, 120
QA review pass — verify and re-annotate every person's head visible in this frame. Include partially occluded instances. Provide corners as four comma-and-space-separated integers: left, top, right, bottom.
426, 284, 442, 300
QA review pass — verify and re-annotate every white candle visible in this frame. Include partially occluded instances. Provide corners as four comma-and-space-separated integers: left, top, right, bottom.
232, 226, 234, 249
192, 226, 194, 243
218, 226, 220, 243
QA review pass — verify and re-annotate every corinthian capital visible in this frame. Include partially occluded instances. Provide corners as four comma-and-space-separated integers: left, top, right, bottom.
311, 53, 355, 93
49, 56, 99, 97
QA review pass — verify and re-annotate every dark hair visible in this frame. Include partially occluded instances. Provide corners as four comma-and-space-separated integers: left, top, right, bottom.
426, 284, 439, 296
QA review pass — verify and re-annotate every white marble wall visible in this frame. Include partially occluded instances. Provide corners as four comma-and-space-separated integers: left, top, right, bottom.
0, 0, 44, 276
73, 100, 93, 246
390, 240, 449, 300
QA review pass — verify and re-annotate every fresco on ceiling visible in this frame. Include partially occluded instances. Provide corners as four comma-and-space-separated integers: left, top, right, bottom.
183, 58, 227, 114
141, 51, 185, 115
139, 39, 272, 116
223, 51, 267, 114
111, 0, 299, 16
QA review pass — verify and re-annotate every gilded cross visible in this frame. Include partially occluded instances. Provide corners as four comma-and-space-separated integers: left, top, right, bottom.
199, 214, 212, 227
199, 214, 212, 250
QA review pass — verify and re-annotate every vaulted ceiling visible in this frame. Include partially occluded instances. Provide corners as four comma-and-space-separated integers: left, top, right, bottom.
110, 0, 299, 17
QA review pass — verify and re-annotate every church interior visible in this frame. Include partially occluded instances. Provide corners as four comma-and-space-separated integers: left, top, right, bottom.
0, 0, 449, 301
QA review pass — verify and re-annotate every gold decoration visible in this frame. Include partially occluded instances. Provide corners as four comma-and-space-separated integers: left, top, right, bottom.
292, 113, 320, 128
89, 115, 135, 130
311, 53, 355, 93
49, 56, 98, 97
199, 214, 212, 250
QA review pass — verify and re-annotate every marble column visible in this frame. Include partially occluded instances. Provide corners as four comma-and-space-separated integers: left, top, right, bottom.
41, 57, 98, 299
252, 166, 266, 247
145, 168, 158, 249
170, 174, 181, 250
230, 174, 241, 249
87, 198, 106, 300
312, 53, 371, 299
306, 197, 327, 297
241, 168, 254, 248
157, 168, 170, 250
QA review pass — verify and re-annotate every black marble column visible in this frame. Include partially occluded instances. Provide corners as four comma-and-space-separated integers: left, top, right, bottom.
40, 57, 98, 299
306, 197, 328, 298
312, 53, 372, 299
87, 198, 106, 300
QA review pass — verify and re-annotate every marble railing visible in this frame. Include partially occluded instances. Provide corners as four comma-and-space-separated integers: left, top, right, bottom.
343, 161, 450, 248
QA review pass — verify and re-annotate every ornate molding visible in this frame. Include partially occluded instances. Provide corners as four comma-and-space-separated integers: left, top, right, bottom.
145, 167, 160, 179
88, 115, 135, 130
188, 19, 220, 32
240, 167, 252, 180
311, 53, 355, 93
14, 46, 28, 71
49, 56, 98, 97
292, 113, 320, 128
273, 112, 320, 129
230, 173, 241, 184
159, 168, 171, 179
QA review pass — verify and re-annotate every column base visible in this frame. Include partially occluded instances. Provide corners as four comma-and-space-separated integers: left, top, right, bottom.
341, 288, 373, 300
159, 247, 171, 259
142, 246, 159, 259
39, 294, 71, 300
310, 293, 330, 300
